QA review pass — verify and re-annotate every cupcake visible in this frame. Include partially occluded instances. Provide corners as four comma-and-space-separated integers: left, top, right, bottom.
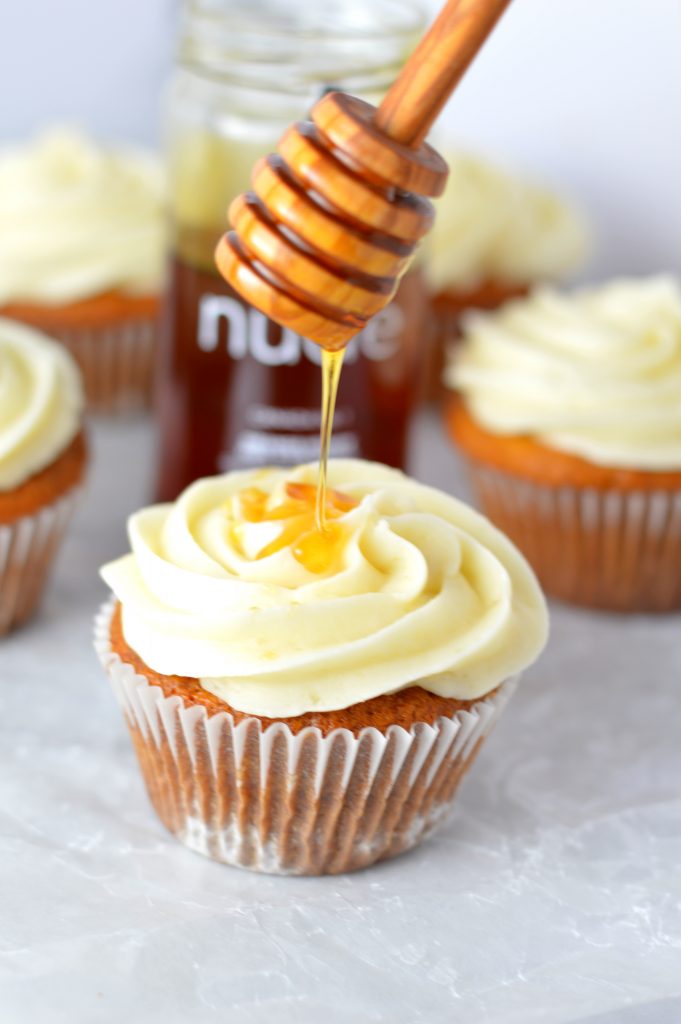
424, 152, 588, 399
0, 318, 86, 633
0, 130, 165, 413
96, 460, 547, 874
446, 277, 681, 612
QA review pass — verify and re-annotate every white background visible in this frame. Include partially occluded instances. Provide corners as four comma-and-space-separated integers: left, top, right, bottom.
1, 0, 679, 280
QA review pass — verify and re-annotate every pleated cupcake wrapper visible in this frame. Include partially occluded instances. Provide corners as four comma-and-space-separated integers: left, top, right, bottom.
0, 488, 82, 635
94, 599, 517, 875
49, 318, 156, 414
466, 461, 681, 612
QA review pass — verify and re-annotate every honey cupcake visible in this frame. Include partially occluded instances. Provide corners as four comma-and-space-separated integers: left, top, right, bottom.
96, 460, 547, 875
425, 152, 588, 399
0, 318, 86, 633
446, 277, 681, 612
0, 130, 165, 413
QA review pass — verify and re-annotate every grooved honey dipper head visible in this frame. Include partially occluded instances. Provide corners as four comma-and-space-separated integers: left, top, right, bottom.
215, 92, 448, 349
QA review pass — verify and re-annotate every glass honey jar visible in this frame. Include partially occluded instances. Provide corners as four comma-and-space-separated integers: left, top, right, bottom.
156, 0, 428, 499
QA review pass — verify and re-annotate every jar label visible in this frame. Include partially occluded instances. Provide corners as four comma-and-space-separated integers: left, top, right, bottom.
155, 253, 428, 499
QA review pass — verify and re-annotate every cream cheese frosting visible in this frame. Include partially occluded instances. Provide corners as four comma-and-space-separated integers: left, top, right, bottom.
448, 277, 681, 470
426, 152, 588, 293
0, 317, 83, 490
100, 460, 547, 717
0, 129, 166, 305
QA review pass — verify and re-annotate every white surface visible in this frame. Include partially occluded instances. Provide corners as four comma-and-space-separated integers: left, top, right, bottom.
1, 412, 681, 1023
1, 0, 680, 277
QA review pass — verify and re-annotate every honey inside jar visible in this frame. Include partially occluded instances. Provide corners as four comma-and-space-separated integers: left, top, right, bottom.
233, 481, 358, 573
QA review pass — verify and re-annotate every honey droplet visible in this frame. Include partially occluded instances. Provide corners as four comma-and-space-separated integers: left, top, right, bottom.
236, 486, 268, 522
293, 523, 347, 574
231, 478, 358, 571
285, 481, 356, 516
254, 519, 306, 560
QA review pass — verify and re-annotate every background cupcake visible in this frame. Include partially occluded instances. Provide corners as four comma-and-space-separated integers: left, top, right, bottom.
0, 129, 165, 413
424, 151, 589, 400
0, 317, 86, 633
96, 459, 547, 875
446, 276, 681, 612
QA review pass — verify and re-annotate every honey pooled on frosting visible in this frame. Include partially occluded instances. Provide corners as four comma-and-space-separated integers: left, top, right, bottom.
230, 481, 357, 574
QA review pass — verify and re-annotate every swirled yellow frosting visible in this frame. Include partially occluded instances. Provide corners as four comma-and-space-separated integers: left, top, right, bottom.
100, 460, 547, 717
0, 318, 83, 490
0, 129, 165, 304
426, 152, 588, 292
448, 277, 681, 470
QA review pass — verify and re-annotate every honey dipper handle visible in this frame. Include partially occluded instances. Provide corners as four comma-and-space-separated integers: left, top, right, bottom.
374, 0, 511, 147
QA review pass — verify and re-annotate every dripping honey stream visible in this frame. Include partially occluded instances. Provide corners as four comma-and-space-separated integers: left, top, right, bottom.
316, 347, 345, 534
233, 345, 354, 574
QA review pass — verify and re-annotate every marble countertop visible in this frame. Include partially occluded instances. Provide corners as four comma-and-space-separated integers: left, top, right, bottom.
1, 411, 680, 1024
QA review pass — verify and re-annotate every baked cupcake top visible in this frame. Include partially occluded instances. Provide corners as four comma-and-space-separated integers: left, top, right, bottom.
426, 152, 588, 293
0, 130, 165, 305
448, 276, 681, 470
0, 317, 83, 490
100, 460, 547, 717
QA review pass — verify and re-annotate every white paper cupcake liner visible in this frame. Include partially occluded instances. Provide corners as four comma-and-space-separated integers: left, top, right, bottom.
0, 487, 82, 635
466, 461, 681, 611
53, 318, 156, 414
94, 599, 517, 875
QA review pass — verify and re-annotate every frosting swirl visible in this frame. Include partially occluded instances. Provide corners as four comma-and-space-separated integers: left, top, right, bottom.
0, 317, 83, 490
426, 152, 588, 292
448, 277, 681, 470
100, 460, 547, 717
0, 130, 166, 305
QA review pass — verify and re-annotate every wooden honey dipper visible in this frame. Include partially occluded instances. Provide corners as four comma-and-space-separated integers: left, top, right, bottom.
215, 0, 511, 351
